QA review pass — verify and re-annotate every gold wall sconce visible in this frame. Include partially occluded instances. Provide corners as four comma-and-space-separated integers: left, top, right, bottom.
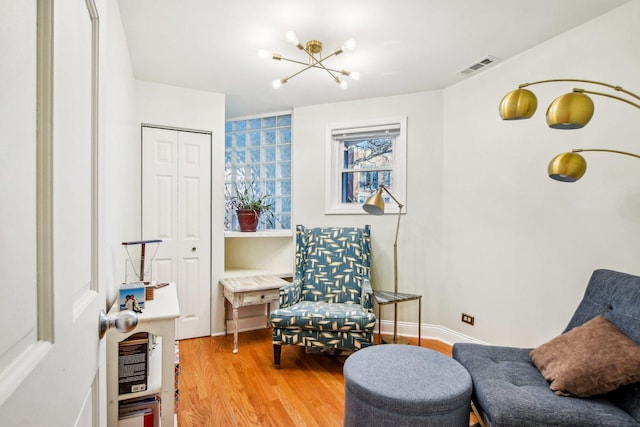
499, 79, 640, 181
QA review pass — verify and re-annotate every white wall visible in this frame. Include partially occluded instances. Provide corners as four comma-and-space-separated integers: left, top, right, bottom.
441, 0, 640, 347
102, 0, 139, 304
293, 92, 444, 334
134, 81, 226, 333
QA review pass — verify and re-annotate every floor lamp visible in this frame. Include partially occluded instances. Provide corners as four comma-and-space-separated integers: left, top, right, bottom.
499, 78, 640, 180
363, 184, 404, 342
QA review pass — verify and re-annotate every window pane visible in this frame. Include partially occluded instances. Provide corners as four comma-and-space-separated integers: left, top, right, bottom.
249, 131, 260, 146
234, 120, 246, 132
264, 130, 276, 145
262, 116, 276, 128
225, 113, 292, 231
341, 171, 393, 204
277, 115, 291, 127
234, 133, 246, 148
343, 137, 393, 170
248, 118, 261, 130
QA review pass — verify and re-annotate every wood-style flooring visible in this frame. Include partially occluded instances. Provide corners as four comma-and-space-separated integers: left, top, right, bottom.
176, 329, 477, 426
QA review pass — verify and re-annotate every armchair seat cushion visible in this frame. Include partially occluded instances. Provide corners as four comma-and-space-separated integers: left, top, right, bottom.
270, 301, 376, 332
453, 343, 639, 426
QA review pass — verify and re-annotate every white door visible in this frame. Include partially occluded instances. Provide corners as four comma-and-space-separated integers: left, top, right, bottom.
142, 127, 212, 339
0, 1, 106, 426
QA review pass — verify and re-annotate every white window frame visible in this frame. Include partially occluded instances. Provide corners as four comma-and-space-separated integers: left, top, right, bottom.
325, 116, 407, 214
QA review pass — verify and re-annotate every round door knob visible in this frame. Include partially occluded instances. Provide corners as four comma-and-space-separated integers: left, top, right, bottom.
99, 309, 138, 339
192, 247, 197, 252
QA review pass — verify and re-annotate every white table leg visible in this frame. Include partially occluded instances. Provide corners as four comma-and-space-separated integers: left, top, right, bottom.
233, 306, 239, 354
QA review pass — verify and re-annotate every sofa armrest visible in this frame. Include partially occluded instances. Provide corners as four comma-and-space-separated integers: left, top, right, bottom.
279, 279, 302, 308
361, 279, 374, 312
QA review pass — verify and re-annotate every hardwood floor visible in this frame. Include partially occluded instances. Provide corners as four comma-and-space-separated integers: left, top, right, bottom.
177, 329, 477, 426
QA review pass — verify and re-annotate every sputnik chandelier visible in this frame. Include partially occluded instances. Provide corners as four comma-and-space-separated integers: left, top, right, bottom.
260, 31, 360, 89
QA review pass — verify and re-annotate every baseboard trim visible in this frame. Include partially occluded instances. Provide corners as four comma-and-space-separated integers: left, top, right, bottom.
211, 316, 486, 345
375, 320, 487, 346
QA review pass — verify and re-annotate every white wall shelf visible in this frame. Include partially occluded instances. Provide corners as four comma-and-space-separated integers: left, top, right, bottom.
225, 230, 293, 238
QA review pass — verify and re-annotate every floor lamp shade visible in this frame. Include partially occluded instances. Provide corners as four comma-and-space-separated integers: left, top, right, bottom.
362, 187, 386, 215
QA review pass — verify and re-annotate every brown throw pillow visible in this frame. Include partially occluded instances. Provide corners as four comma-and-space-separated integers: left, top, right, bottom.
529, 315, 640, 397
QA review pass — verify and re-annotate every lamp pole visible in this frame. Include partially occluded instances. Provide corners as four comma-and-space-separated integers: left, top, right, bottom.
379, 186, 404, 295
379, 185, 404, 342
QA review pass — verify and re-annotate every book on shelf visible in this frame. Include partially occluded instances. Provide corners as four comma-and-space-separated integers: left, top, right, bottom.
119, 332, 149, 394
119, 395, 160, 427
118, 408, 154, 427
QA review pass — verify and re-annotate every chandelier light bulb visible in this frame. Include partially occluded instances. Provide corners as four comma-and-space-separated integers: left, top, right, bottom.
285, 30, 299, 45
342, 38, 357, 51
339, 80, 348, 90
258, 49, 271, 59
272, 79, 283, 89
350, 71, 361, 80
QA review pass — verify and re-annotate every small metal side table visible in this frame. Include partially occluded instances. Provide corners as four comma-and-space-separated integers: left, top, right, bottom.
373, 290, 422, 346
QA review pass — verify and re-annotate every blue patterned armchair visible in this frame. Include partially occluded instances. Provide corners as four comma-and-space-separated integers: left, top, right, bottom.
269, 225, 377, 368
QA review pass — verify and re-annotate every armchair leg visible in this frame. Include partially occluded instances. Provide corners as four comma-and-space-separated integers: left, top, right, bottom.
273, 344, 282, 369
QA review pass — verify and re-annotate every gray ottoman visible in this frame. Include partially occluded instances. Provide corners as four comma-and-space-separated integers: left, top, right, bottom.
343, 345, 472, 427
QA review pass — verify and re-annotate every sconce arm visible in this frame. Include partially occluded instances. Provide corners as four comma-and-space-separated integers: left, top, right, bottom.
519, 79, 640, 103
573, 89, 640, 110
572, 148, 640, 160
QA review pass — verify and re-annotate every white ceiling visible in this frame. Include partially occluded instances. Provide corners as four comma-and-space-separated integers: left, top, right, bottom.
117, 0, 631, 118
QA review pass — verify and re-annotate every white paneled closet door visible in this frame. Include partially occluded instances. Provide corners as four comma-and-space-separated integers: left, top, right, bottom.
142, 126, 211, 339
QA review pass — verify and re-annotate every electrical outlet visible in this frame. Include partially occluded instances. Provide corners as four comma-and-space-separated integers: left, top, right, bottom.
461, 313, 475, 325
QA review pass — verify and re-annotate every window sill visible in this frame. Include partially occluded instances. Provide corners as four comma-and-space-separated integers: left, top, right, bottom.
224, 230, 293, 238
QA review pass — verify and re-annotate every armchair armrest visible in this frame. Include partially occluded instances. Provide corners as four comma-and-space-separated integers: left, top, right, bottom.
279, 279, 302, 308
361, 279, 375, 312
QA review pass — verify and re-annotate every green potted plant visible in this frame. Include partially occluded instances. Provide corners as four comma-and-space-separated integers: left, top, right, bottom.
226, 179, 276, 232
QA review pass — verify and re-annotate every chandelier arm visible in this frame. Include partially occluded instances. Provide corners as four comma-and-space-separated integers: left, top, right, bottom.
574, 89, 640, 110
299, 48, 342, 81
277, 56, 348, 75
572, 148, 640, 160
279, 62, 318, 83
519, 79, 640, 102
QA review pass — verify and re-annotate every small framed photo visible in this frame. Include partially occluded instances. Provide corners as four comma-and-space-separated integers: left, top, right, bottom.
119, 284, 146, 313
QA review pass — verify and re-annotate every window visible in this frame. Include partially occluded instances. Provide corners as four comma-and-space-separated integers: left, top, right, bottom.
225, 112, 292, 231
326, 117, 407, 214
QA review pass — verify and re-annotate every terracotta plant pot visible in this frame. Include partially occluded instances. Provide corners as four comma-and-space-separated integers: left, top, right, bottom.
236, 209, 260, 232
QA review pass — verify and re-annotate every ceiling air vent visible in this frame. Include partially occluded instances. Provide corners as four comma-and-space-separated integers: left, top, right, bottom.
457, 55, 499, 76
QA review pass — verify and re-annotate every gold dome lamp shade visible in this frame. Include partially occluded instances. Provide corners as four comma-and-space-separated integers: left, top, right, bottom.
499, 88, 538, 120
545, 91, 594, 129
548, 149, 640, 183
547, 152, 587, 182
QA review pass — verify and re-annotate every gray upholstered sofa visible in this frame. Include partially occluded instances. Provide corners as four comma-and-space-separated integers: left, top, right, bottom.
453, 269, 640, 426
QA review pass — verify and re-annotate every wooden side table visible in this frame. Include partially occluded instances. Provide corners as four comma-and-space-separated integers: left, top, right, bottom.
220, 274, 289, 353
373, 290, 422, 345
